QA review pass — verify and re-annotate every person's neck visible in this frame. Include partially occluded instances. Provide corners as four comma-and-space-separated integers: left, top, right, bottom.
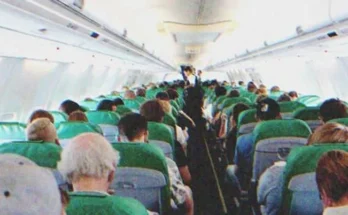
330, 196, 348, 208
73, 177, 109, 193
129, 137, 145, 143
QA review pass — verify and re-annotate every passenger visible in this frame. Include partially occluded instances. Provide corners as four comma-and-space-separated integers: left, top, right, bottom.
215, 86, 227, 98
68, 110, 88, 122
140, 100, 191, 185
117, 114, 194, 215
319, 98, 347, 123
288, 91, 298, 100
247, 82, 257, 93
113, 98, 124, 106
228, 90, 240, 98
58, 133, 148, 215
316, 150, 348, 215
97, 99, 117, 111
28, 109, 54, 124
259, 84, 267, 89
136, 88, 146, 98
224, 103, 250, 163
270, 86, 280, 93
124, 90, 136, 100
0, 154, 62, 215
238, 81, 245, 87
255, 88, 268, 96
27, 118, 59, 144
277, 93, 292, 102
258, 123, 348, 215
156, 92, 170, 101
167, 88, 179, 100
59, 100, 82, 115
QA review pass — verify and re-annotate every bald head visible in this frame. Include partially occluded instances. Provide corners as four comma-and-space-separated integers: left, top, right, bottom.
58, 133, 119, 183
27, 118, 57, 143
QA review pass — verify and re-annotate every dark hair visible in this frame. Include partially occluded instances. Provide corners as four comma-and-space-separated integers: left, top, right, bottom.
140, 100, 165, 122
277, 94, 292, 102
228, 90, 240, 98
167, 89, 179, 100
136, 88, 146, 97
238, 81, 245, 86
59, 100, 81, 115
113, 98, 124, 106
247, 82, 257, 92
68, 110, 88, 122
183, 86, 204, 121
118, 113, 148, 141
316, 150, 348, 202
270, 86, 280, 92
28, 110, 54, 124
232, 103, 250, 124
97, 99, 115, 111
256, 97, 280, 120
156, 92, 170, 101
320, 98, 347, 122
215, 86, 227, 97
184, 66, 193, 73
288, 91, 298, 98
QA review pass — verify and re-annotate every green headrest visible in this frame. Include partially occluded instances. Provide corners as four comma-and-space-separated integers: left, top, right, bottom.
124, 99, 141, 110
163, 113, 177, 128
115, 105, 133, 116
237, 109, 257, 128
293, 107, 320, 121
86, 111, 120, 125
79, 100, 98, 111
112, 142, 170, 211
222, 105, 236, 117
49, 111, 68, 124
170, 100, 180, 111
253, 119, 311, 144
57, 122, 103, 139
146, 89, 160, 99
215, 95, 228, 105
0, 142, 61, 168
328, 118, 348, 126
221, 97, 251, 109
148, 122, 175, 148
280, 143, 348, 214
135, 96, 147, 105
67, 192, 148, 215
0, 122, 26, 140
297, 95, 321, 106
279, 101, 306, 113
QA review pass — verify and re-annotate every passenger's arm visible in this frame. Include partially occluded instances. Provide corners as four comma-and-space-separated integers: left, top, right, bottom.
179, 166, 192, 185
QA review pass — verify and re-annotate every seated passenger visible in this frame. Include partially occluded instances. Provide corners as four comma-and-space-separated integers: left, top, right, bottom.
113, 98, 124, 106
238, 81, 245, 87
0, 154, 62, 215
156, 92, 170, 101
58, 133, 148, 215
316, 150, 348, 215
68, 111, 88, 122
124, 90, 136, 100
140, 100, 191, 185
228, 90, 240, 98
117, 114, 193, 215
319, 98, 347, 123
28, 109, 54, 124
255, 88, 268, 96
27, 118, 59, 145
270, 86, 280, 93
167, 88, 179, 100
215, 86, 227, 99
277, 93, 292, 102
136, 88, 146, 98
258, 123, 348, 215
247, 82, 257, 93
288, 91, 298, 100
97, 99, 117, 111
59, 100, 82, 115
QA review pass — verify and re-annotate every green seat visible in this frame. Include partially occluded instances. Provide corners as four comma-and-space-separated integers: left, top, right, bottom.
115, 105, 133, 116
328, 117, 348, 126
293, 107, 322, 131
237, 109, 257, 136
269, 92, 283, 100
86, 111, 120, 125
67, 192, 148, 215
124, 99, 141, 110
146, 89, 160, 99
0, 122, 26, 144
135, 96, 147, 105
215, 95, 228, 106
0, 141, 61, 168
148, 122, 175, 149
252, 119, 311, 181
220, 97, 252, 109
280, 144, 348, 215
79, 100, 98, 111
279, 101, 306, 119
49, 111, 68, 125
170, 100, 180, 111
297, 95, 321, 106
163, 113, 177, 128
112, 142, 170, 212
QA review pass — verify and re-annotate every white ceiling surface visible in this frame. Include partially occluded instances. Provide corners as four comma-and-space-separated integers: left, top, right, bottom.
83, 0, 348, 68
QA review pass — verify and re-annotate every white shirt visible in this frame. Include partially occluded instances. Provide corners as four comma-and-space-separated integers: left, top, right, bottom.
323, 205, 348, 215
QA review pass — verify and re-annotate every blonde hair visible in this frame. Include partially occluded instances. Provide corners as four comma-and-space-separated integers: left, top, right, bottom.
307, 123, 348, 145
158, 100, 172, 114
58, 133, 119, 183
26, 118, 57, 142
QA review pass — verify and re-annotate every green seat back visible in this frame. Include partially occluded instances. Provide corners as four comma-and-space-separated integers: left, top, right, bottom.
237, 109, 257, 135
280, 143, 348, 214
67, 192, 148, 215
253, 119, 311, 144
57, 122, 103, 139
0, 141, 61, 168
112, 143, 170, 212
86, 111, 120, 125
171, 106, 179, 118
221, 97, 252, 109
0, 122, 26, 143
297, 95, 321, 106
269, 92, 283, 100
170, 100, 180, 111
79, 100, 98, 111
135, 96, 147, 105
279, 101, 306, 113
328, 117, 348, 126
49, 111, 68, 125
115, 105, 133, 116
215, 95, 228, 105
146, 89, 159, 99
163, 113, 177, 128
292, 107, 320, 121
124, 99, 141, 110
148, 122, 175, 148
